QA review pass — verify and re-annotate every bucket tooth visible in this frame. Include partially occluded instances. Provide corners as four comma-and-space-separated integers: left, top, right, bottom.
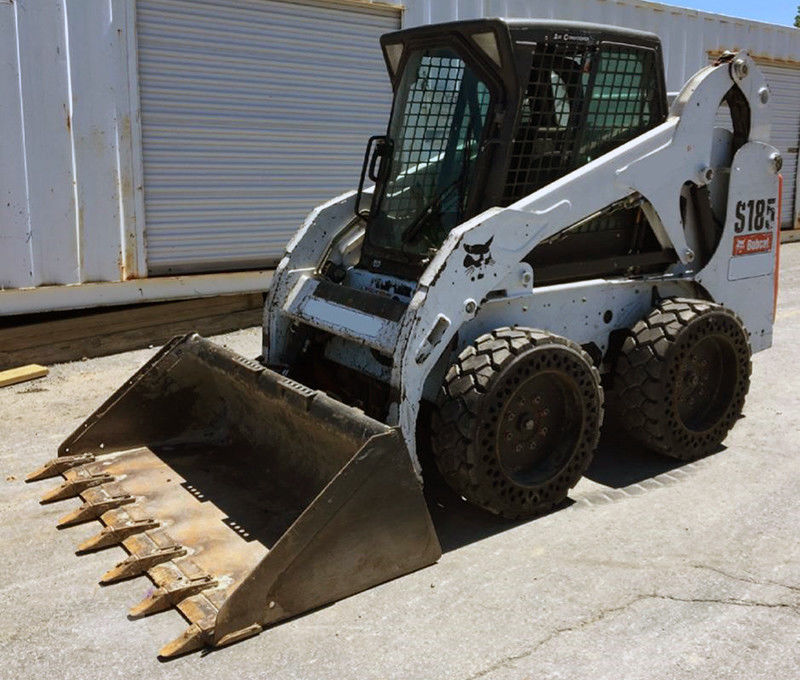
101, 529, 186, 584
160, 591, 219, 658
40, 469, 113, 504
129, 575, 217, 618
101, 546, 186, 584
76, 515, 158, 553
159, 622, 212, 659
26, 454, 95, 482
58, 483, 135, 529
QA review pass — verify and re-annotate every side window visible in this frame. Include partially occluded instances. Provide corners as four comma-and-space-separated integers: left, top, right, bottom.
518, 69, 571, 129
578, 46, 659, 163
512, 44, 671, 285
502, 44, 588, 205
367, 46, 493, 255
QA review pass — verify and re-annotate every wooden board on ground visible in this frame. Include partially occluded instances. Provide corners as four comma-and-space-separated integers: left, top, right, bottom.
0, 294, 263, 369
0, 364, 49, 388
781, 229, 800, 244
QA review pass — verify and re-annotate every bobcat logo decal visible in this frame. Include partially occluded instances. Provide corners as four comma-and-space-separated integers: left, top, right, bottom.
463, 237, 495, 273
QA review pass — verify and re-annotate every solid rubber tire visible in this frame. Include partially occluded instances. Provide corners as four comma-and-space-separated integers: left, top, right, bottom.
431, 327, 604, 519
610, 298, 751, 460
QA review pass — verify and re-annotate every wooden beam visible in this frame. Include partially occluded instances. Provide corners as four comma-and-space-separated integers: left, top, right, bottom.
0, 364, 49, 388
780, 229, 800, 244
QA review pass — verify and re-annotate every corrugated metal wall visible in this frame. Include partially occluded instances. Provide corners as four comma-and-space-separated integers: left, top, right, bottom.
760, 63, 800, 227
0, 0, 142, 292
137, 0, 400, 274
1, 0, 798, 311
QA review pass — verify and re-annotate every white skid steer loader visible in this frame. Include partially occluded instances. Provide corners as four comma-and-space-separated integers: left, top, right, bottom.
29, 19, 781, 657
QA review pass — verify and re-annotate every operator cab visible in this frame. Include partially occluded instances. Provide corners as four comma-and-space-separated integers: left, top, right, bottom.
355, 19, 670, 282
299, 19, 673, 415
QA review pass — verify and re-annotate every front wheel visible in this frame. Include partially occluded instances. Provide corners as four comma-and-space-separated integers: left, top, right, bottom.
431, 327, 604, 519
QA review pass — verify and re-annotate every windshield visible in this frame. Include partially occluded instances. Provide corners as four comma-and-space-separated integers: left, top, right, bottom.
367, 46, 492, 258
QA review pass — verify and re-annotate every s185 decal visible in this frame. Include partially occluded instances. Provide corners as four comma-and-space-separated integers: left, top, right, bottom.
734, 197, 776, 233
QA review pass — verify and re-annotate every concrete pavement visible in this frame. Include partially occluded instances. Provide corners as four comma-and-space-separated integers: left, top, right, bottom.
1, 246, 798, 680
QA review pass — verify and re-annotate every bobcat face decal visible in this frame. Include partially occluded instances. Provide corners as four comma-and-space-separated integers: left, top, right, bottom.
463, 237, 495, 278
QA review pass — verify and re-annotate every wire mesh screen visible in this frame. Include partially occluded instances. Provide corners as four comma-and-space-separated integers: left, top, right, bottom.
577, 46, 658, 164
502, 42, 592, 205
503, 42, 659, 206
382, 52, 467, 224
368, 46, 491, 255
537, 203, 647, 246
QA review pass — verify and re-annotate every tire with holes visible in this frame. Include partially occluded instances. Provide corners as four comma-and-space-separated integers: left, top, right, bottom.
610, 298, 751, 460
431, 327, 604, 519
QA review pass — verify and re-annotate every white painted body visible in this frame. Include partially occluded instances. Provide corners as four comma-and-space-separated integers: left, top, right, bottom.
265, 55, 780, 474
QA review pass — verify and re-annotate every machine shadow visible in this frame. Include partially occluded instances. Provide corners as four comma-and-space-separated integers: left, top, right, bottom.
146, 432, 721, 561
585, 429, 722, 488
417, 448, 572, 554
419, 430, 723, 554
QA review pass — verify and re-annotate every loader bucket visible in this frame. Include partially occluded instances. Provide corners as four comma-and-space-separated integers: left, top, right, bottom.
27, 334, 441, 657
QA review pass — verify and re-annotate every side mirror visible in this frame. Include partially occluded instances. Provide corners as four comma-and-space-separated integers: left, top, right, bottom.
356, 135, 393, 218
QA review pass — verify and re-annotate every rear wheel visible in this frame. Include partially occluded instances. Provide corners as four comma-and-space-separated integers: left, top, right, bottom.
431, 328, 603, 519
610, 298, 751, 460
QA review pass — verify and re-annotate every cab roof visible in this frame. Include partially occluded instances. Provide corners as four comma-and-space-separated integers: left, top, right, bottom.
382, 17, 662, 50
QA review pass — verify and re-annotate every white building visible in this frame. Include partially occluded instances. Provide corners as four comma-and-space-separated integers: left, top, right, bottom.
2, 0, 798, 314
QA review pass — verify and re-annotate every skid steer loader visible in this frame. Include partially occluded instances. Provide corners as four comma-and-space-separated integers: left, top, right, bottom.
28, 19, 781, 657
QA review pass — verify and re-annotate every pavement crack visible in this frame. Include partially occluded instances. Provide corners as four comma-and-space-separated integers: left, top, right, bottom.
463, 590, 799, 679
691, 563, 800, 594
463, 595, 650, 680
650, 593, 800, 613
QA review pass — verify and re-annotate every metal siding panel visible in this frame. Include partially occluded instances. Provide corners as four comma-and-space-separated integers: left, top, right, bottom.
16, 0, 80, 286
0, 1, 34, 289
138, 0, 400, 274
759, 63, 800, 228
1, 0, 144, 296
66, 1, 133, 283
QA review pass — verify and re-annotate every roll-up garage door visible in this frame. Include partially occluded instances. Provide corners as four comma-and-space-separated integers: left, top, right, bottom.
760, 63, 800, 229
136, 0, 400, 275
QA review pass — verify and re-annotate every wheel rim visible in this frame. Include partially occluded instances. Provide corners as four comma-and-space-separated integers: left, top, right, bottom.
494, 369, 582, 486
675, 334, 737, 432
